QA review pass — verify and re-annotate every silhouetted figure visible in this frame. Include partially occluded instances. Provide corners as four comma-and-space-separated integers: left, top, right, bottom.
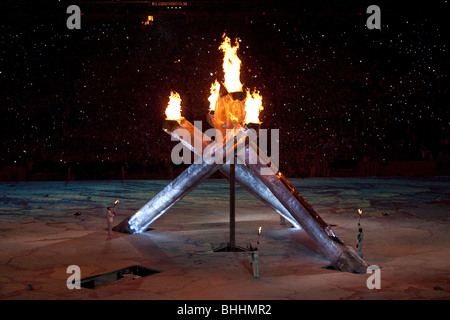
356, 227, 364, 258
251, 248, 259, 278
107, 206, 115, 236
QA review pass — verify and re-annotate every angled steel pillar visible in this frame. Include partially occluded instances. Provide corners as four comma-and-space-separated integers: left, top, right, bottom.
113, 124, 246, 234
238, 129, 368, 273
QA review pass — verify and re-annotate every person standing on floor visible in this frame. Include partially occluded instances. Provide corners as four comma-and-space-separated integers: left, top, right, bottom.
251, 248, 259, 278
251, 226, 262, 278
356, 209, 364, 258
356, 227, 364, 258
107, 206, 115, 236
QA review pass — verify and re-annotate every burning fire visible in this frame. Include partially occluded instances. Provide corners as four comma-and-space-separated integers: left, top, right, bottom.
218, 34, 243, 93
165, 91, 182, 121
207, 34, 264, 126
143, 15, 154, 25
244, 89, 263, 124
208, 80, 221, 112
164, 33, 263, 127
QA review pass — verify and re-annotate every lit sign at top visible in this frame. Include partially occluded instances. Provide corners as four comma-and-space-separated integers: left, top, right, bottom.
151, 2, 187, 6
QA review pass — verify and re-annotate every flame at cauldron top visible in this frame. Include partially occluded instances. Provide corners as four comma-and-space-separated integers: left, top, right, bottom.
208, 34, 263, 127
219, 34, 242, 93
163, 34, 263, 127
165, 91, 183, 121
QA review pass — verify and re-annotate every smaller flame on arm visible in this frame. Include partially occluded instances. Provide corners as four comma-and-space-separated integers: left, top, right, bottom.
208, 80, 221, 112
165, 91, 183, 121
244, 89, 263, 124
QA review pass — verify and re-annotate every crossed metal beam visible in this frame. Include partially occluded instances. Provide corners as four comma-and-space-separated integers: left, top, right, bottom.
114, 116, 367, 273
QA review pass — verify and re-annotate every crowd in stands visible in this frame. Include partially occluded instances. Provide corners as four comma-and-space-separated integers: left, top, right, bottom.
1, 5, 448, 179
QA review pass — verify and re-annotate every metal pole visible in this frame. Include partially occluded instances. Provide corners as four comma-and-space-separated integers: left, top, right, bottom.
229, 154, 236, 251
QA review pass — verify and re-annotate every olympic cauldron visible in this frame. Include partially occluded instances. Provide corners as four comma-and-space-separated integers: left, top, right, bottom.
114, 34, 367, 273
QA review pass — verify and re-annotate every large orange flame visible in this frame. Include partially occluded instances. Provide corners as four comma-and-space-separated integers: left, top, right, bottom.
218, 34, 242, 93
165, 91, 182, 121
207, 34, 263, 126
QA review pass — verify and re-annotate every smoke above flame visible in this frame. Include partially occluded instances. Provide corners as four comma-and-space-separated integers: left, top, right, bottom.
165, 91, 182, 121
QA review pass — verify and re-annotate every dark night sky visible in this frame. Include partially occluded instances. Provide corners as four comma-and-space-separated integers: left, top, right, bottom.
1, 1, 448, 176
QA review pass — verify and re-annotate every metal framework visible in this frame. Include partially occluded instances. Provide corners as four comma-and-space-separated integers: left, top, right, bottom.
114, 92, 368, 274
